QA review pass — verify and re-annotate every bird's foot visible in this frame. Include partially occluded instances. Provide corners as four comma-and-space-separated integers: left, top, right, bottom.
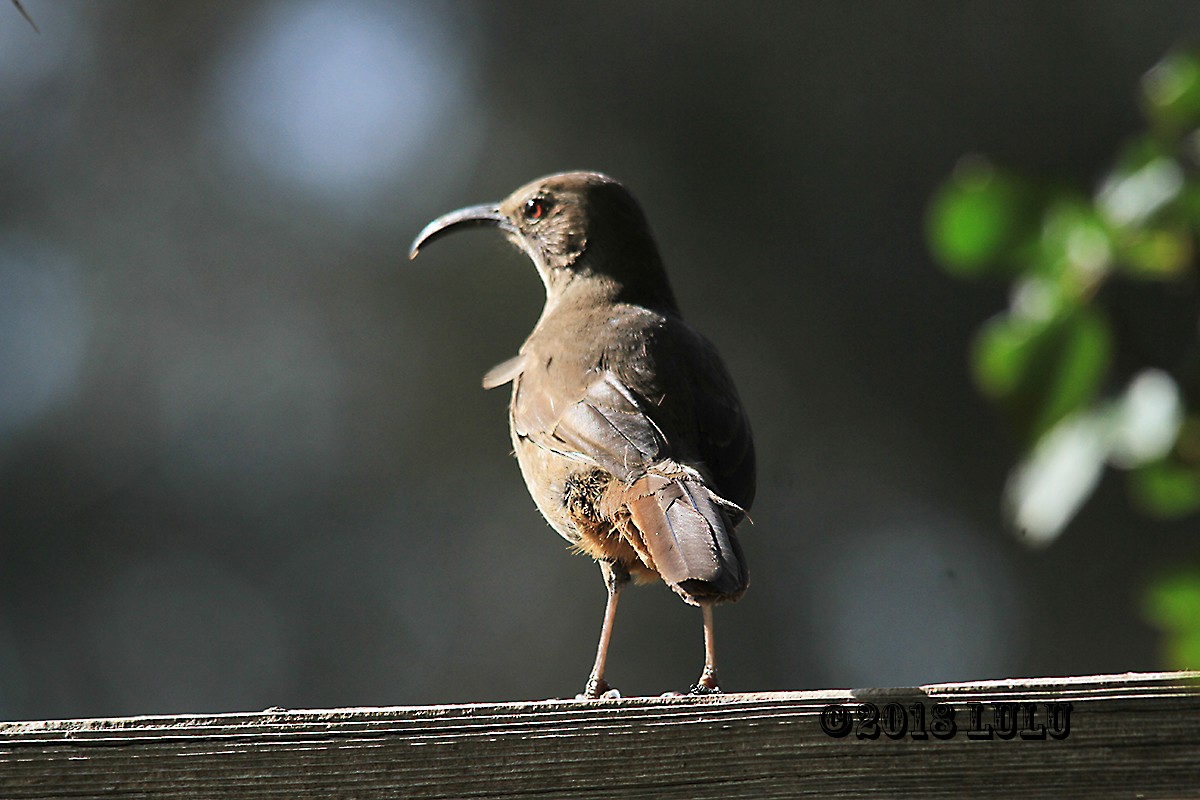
576, 677, 621, 700
688, 667, 722, 695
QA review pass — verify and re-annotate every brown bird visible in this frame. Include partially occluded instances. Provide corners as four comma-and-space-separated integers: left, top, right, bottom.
409, 171, 754, 697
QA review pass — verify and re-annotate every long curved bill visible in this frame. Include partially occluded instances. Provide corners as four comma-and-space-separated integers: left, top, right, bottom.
408, 203, 515, 260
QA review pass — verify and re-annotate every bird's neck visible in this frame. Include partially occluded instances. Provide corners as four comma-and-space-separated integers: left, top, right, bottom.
530, 269, 678, 350
542, 248, 680, 317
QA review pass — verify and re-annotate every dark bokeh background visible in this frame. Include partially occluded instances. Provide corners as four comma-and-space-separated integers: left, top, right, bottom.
2, 1, 1198, 721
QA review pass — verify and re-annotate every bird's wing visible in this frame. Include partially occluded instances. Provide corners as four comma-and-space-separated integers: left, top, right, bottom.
600, 319, 755, 516
678, 332, 756, 516
482, 354, 528, 389
511, 361, 666, 481
510, 314, 754, 513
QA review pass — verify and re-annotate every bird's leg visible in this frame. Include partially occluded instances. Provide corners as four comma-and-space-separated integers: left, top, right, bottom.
582, 561, 629, 699
690, 603, 722, 694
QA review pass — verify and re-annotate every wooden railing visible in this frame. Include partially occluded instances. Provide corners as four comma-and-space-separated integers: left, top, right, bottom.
2, 672, 1198, 798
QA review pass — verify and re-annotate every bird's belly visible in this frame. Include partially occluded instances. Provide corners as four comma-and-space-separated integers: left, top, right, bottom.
512, 435, 654, 579
511, 436, 577, 541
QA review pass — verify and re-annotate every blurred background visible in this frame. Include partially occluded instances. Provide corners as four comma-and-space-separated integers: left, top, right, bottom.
1, 1, 1199, 721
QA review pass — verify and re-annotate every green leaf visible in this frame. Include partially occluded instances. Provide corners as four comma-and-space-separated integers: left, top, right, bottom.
1131, 458, 1200, 518
1165, 629, 1200, 670
927, 158, 1038, 277
1145, 569, 1200, 631
1005, 410, 1108, 545
1143, 569, 1200, 669
1142, 49, 1200, 138
1098, 153, 1184, 229
1108, 370, 1184, 468
1034, 199, 1113, 292
1176, 183, 1200, 229
972, 306, 1112, 442
1115, 226, 1192, 278
974, 314, 1037, 399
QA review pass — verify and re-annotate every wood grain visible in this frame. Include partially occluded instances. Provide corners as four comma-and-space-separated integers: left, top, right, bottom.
2, 672, 1198, 798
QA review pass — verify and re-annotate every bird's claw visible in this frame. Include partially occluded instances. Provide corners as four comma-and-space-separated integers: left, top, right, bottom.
688, 666, 722, 695
577, 677, 621, 700
688, 682, 723, 695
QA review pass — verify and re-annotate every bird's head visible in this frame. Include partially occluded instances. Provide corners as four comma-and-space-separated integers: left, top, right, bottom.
410, 171, 677, 310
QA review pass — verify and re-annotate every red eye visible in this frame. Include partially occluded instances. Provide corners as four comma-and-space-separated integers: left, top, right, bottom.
524, 197, 546, 220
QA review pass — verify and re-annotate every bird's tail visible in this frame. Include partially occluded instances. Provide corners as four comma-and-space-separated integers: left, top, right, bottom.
607, 465, 749, 605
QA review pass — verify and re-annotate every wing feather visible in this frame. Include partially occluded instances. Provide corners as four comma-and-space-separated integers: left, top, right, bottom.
511, 312, 754, 511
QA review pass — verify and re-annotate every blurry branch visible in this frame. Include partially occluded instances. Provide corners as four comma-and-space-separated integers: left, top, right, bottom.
11, 0, 39, 33
926, 46, 1200, 668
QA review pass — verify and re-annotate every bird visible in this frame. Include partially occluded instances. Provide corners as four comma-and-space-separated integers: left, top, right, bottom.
409, 171, 754, 698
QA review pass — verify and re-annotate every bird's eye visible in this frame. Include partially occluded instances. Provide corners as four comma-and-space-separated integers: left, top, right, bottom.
523, 197, 547, 221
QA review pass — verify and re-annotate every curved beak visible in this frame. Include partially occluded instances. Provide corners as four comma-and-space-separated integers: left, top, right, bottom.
408, 203, 514, 260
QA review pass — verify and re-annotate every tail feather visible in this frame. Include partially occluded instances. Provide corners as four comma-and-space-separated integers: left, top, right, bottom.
615, 469, 749, 605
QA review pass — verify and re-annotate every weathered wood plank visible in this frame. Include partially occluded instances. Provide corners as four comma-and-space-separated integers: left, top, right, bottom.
2, 672, 1198, 799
